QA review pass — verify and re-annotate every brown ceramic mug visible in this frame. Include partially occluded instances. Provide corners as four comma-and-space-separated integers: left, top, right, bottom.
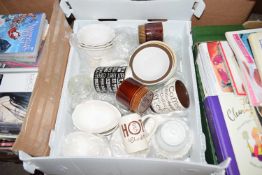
116, 78, 154, 114
138, 22, 163, 44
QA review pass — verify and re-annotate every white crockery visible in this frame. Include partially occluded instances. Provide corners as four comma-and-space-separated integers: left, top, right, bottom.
72, 100, 121, 134
129, 41, 176, 85
62, 131, 111, 156
152, 119, 193, 159
77, 24, 116, 47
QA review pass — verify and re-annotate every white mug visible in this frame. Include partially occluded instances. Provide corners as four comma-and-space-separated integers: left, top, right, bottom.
119, 113, 157, 153
151, 79, 190, 113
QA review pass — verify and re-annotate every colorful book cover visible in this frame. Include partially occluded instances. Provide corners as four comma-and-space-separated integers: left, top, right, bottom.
226, 29, 262, 106
206, 42, 233, 93
198, 42, 233, 95
218, 94, 262, 175
0, 13, 46, 62
219, 41, 246, 96
204, 96, 240, 175
248, 32, 262, 83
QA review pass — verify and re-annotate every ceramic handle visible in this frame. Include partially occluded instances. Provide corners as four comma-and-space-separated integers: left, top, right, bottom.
142, 115, 159, 142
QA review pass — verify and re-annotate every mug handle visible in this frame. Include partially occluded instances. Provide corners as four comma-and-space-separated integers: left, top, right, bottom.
142, 114, 160, 142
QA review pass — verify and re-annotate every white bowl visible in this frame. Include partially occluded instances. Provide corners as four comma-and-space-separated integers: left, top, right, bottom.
72, 100, 121, 134
152, 119, 193, 159
129, 41, 176, 85
62, 131, 111, 156
77, 24, 116, 47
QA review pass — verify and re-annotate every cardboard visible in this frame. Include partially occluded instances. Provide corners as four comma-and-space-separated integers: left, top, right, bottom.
192, 0, 256, 26
0, 0, 55, 21
12, 1, 72, 156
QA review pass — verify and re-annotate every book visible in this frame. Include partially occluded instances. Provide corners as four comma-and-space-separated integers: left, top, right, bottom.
248, 32, 262, 83
204, 96, 240, 175
0, 72, 37, 92
198, 42, 234, 95
219, 41, 246, 96
218, 94, 262, 175
194, 61, 218, 164
0, 13, 46, 62
225, 29, 262, 106
0, 92, 31, 136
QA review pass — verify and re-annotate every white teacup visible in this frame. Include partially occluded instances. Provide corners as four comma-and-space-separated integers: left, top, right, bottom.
119, 113, 158, 153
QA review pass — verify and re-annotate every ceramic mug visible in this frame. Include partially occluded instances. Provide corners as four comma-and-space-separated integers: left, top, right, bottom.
93, 66, 127, 93
151, 79, 190, 113
138, 22, 163, 44
119, 113, 158, 153
116, 78, 154, 114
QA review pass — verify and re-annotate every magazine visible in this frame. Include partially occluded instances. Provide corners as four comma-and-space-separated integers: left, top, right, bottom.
0, 13, 46, 62
249, 32, 262, 82
226, 29, 262, 106
198, 42, 233, 95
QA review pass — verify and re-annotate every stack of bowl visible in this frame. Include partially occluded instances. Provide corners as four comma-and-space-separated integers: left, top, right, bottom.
76, 24, 116, 58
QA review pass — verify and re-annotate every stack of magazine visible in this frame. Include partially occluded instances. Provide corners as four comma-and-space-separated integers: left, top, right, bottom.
0, 12, 48, 160
195, 27, 262, 175
0, 13, 49, 72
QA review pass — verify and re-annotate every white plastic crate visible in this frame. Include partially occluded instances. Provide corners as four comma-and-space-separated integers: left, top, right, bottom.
19, 0, 230, 174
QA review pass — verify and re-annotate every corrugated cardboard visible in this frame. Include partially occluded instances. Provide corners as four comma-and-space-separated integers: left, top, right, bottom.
0, 0, 54, 21
192, 0, 256, 26
12, 1, 72, 156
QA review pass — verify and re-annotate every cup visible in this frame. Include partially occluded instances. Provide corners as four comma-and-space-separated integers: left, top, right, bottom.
116, 78, 154, 114
119, 113, 157, 154
138, 22, 163, 44
152, 119, 193, 159
93, 66, 127, 93
151, 79, 190, 113
129, 41, 176, 85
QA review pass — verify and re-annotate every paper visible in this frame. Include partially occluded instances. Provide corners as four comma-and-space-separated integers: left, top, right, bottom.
12, 1, 72, 156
